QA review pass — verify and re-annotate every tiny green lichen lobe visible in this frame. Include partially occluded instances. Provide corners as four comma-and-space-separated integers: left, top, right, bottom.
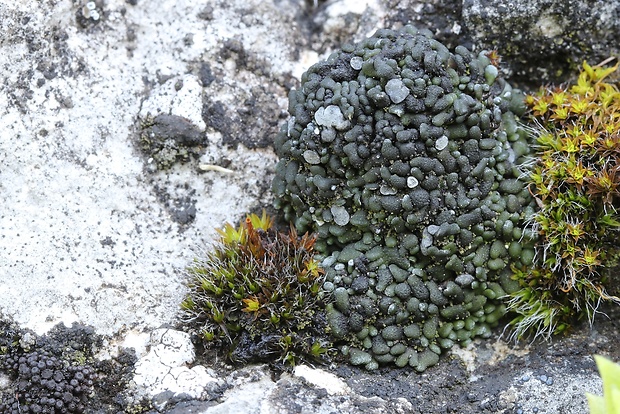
272, 26, 536, 371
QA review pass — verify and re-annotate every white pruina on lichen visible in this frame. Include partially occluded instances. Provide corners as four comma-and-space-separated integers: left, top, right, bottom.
407, 176, 419, 188
314, 105, 350, 130
331, 205, 350, 226
303, 149, 321, 165
82, 2, 100, 21
273, 26, 537, 372
385, 79, 410, 104
349, 56, 364, 70
435, 135, 449, 151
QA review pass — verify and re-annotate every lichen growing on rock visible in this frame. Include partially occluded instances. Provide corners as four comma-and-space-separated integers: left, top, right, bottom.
0, 321, 98, 414
507, 61, 620, 339
139, 113, 207, 170
181, 212, 331, 367
272, 26, 537, 371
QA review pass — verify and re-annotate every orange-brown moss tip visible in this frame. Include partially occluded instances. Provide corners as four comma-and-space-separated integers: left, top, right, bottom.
508, 59, 620, 340
181, 211, 332, 367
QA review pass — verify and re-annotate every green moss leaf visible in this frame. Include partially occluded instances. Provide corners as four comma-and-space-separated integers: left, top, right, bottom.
587, 356, 620, 414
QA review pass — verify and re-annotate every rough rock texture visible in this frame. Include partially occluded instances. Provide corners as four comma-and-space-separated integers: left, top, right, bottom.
132, 329, 224, 408
0, 0, 617, 412
0, 0, 293, 337
461, 0, 620, 86
383, 0, 465, 49
380, 0, 620, 87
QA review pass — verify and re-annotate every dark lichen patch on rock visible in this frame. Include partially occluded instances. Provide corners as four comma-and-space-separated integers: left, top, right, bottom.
198, 38, 297, 149
198, 62, 216, 87
0, 318, 140, 413
1, 10, 84, 115
152, 183, 198, 226
202, 87, 290, 149
273, 26, 537, 371
0, 321, 98, 413
139, 114, 207, 170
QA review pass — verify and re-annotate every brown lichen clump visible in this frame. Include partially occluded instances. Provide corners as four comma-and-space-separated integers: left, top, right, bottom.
508, 61, 620, 339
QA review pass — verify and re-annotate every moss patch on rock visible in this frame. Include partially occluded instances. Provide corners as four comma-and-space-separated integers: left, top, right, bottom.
507, 61, 620, 339
181, 212, 332, 367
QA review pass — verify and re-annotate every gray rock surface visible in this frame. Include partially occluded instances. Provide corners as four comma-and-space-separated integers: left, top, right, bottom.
0, 0, 617, 413
377, 0, 620, 86
461, 0, 620, 85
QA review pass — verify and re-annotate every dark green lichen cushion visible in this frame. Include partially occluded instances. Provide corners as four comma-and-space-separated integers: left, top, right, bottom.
273, 26, 537, 371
